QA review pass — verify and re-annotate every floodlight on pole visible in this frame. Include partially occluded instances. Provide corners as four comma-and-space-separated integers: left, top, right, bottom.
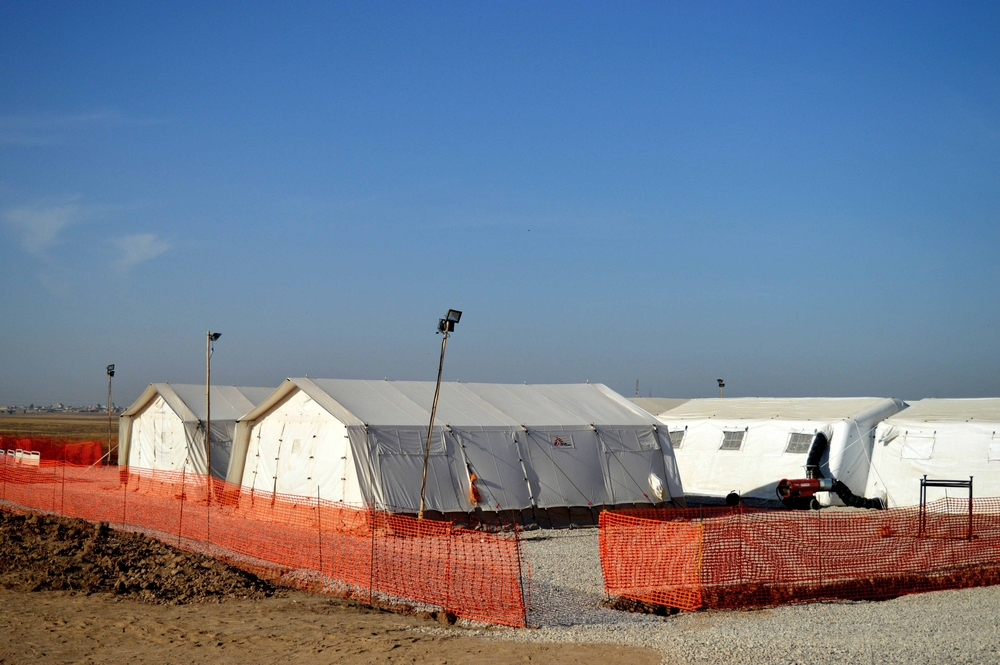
206, 332, 221, 494
717, 378, 725, 398
418, 309, 461, 519
106, 364, 115, 461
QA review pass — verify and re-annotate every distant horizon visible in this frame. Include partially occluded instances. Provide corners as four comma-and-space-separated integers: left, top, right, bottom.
0, 376, 974, 411
3, 3, 998, 405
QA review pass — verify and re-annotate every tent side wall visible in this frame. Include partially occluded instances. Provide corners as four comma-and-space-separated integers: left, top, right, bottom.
866, 419, 1000, 507
118, 414, 133, 468
661, 417, 834, 501
662, 399, 906, 505
346, 424, 468, 512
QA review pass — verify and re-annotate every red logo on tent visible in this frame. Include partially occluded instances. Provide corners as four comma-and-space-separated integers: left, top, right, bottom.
553, 437, 567, 447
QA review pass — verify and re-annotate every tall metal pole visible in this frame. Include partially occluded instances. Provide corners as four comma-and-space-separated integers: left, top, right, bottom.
107, 372, 113, 459
418, 330, 448, 520
206, 331, 212, 487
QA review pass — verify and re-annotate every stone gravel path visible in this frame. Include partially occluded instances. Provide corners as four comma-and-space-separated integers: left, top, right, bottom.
468, 528, 1000, 665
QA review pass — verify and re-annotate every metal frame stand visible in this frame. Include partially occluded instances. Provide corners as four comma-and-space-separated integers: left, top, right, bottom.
919, 475, 973, 540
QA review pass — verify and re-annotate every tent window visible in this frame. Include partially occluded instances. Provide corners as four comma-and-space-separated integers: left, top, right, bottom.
785, 433, 813, 454
374, 429, 445, 456
600, 429, 658, 452
989, 432, 1000, 462
668, 430, 685, 448
720, 430, 745, 451
901, 434, 934, 460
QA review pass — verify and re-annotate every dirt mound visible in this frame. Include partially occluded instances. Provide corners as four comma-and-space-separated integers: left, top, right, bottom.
0, 510, 279, 603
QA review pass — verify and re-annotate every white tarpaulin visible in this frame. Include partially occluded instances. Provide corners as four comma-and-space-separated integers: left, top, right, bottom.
119, 383, 273, 478
866, 399, 1000, 507
651, 397, 906, 504
230, 379, 685, 513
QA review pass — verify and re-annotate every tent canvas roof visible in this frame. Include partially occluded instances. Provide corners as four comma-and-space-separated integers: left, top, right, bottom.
660, 397, 903, 422
255, 379, 658, 428
882, 398, 1000, 424
630, 398, 690, 416
124, 384, 274, 422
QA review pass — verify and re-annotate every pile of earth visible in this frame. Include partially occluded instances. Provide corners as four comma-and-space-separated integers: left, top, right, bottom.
0, 510, 279, 603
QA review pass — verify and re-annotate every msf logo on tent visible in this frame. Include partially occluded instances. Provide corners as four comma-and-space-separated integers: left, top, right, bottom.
552, 436, 574, 448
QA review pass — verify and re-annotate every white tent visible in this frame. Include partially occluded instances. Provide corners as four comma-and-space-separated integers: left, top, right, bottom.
119, 383, 274, 479
651, 397, 906, 505
228, 379, 685, 521
866, 399, 1000, 507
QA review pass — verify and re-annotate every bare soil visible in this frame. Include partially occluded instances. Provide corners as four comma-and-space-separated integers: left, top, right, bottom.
0, 510, 276, 603
0, 510, 658, 664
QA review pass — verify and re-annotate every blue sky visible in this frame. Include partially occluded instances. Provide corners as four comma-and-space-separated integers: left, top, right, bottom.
1, 1, 998, 406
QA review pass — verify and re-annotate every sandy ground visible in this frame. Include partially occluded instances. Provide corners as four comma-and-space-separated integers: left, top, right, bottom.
0, 588, 660, 665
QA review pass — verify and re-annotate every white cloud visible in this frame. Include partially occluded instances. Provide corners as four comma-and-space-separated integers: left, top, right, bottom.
113, 233, 171, 270
3, 204, 78, 255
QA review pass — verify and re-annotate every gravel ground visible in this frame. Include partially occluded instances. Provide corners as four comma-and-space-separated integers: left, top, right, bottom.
456, 528, 1000, 665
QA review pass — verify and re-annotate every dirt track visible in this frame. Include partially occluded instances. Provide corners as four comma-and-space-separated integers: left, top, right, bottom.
0, 589, 660, 664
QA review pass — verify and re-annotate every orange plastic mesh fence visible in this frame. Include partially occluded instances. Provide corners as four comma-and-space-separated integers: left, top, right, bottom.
600, 499, 1000, 611
0, 460, 528, 627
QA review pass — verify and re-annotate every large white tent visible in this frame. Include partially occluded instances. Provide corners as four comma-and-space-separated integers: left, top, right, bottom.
866, 399, 1000, 507
120, 383, 274, 479
228, 379, 685, 522
651, 397, 906, 505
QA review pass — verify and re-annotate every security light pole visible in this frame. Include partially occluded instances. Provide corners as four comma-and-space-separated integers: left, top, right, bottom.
206, 332, 221, 488
106, 365, 115, 461
717, 378, 725, 398
418, 309, 461, 520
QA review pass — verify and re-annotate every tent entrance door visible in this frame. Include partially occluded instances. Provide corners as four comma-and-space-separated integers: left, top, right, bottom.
597, 427, 666, 505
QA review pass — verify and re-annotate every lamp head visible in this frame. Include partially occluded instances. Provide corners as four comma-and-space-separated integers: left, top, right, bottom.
106, 364, 115, 378
437, 309, 461, 333
717, 378, 725, 387
209, 332, 222, 341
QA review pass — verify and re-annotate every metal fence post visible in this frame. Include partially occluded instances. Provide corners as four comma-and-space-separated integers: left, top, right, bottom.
178, 465, 187, 547
316, 486, 323, 577
369, 509, 376, 608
